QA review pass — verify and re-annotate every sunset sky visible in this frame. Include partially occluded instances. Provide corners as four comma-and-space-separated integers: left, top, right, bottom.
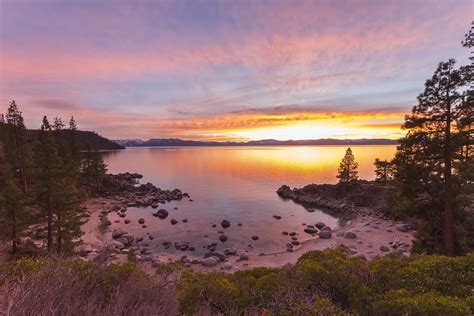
0, 0, 471, 141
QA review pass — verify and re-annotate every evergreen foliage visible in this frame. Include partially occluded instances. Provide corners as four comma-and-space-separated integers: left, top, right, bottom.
0, 162, 30, 254
0, 101, 109, 254
381, 25, 473, 255
336, 147, 359, 183
374, 158, 395, 182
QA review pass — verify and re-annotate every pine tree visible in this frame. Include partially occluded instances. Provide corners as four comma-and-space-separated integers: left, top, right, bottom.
374, 159, 395, 182
35, 116, 63, 252
336, 148, 358, 183
67, 116, 81, 182
35, 116, 85, 253
5, 101, 32, 193
81, 146, 107, 193
396, 59, 470, 255
0, 161, 30, 254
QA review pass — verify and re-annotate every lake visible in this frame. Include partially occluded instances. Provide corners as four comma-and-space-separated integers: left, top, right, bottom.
103, 145, 396, 256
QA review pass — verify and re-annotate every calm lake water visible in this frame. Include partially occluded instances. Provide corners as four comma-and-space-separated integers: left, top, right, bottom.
103, 146, 396, 256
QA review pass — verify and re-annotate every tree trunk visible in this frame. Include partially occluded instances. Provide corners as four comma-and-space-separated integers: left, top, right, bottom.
57, 214, 62, 254
13, 129, 27, 194
443, 81, 454, 256
47, 196, 53, 252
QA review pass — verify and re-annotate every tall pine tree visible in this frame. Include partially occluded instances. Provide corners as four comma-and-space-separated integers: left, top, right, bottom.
336, 147, 359, 183
396, 58, 471, 255
5, 101, 32, 193
35, 116, 84, 253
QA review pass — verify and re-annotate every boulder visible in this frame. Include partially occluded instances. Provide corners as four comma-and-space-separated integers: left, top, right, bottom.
174, 242, 189, 251
204, 252, 225, 261
251, 235, 259, 241
221, 220, 230, 229
239, 253, 249, 261
320, 226, 332, 232
224, 248, 237, 256
111, 240, 125, 249
170, 219, 178, 225
118, 234, 134, 246
396, 224, 410, 232
124, 219, 131, 224
138, 218, 145, 224
112, 229, 127, 239
304, 227, 317, 234
380, 245, 390, 252
156, 209, 169, 219
201, 257, 219, 267
219, 235, 228, 243
319, 230, 332, 239
344, 232, 357, 239
16, 237, 42, 254
273, 215, 282, 220
79, 244, 93, 257
315, 222, 326, 229
222, 262, 233, 270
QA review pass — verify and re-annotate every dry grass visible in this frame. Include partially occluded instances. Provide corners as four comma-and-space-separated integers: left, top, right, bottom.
0, 258, 178, 316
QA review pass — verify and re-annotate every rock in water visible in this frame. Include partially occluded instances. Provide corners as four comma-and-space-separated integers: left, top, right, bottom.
124, 219, 131, 224
221, 220, 230, 229
251, 235, 259, 241
273, 215, 282, 220
219, 235, 228, 243
156, 209, 169, 219
138, 218, 145, 224
170, 219, 178, 225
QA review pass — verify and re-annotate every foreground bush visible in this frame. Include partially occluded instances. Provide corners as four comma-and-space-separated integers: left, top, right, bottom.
177, 248, 474, 315
0, 249, 472, 315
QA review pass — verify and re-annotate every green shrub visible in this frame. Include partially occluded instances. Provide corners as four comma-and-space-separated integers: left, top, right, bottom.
177, 270, 239, 315
296, 248, 371, 312
372, 290, 472, 315
312, 297, 352, 315
369, 254, 474, 297
8, 257, 48, 276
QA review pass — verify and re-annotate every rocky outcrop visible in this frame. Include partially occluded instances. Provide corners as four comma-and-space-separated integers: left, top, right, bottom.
99, 173, 189, 205
277, 182, 392, 216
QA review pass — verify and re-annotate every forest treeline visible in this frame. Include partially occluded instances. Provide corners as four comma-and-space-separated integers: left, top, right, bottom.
0, 102, 109, 254
0, 121, 123, 151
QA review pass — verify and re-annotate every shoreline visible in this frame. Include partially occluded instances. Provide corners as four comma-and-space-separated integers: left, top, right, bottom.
79, 176, 415, 272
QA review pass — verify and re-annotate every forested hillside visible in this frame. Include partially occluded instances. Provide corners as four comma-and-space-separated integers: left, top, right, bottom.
0, 122, 124, 150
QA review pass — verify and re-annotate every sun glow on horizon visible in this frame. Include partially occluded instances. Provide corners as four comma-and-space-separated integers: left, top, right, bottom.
181, 120, 406, 142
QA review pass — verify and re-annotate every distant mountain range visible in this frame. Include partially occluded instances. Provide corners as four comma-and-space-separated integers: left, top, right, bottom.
114, 138, 399, 147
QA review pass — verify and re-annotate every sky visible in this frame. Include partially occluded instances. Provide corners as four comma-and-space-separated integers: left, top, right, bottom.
0, 0, 472, 141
